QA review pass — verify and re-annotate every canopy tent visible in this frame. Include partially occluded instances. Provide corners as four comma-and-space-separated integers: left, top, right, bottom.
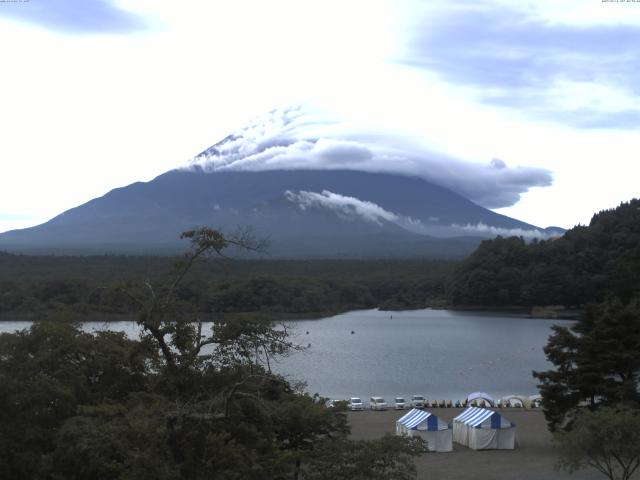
501, 395, 527, 408
396, 408, 453, 452
528, 395, 542, 408
453, 407, 517, 450
467, 392, 495, 407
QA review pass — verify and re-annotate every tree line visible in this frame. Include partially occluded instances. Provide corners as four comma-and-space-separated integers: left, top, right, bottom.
502, 200, 640, 480
4, 199, 639, 321
0, 255, 453, 319
448, 199, 640, 307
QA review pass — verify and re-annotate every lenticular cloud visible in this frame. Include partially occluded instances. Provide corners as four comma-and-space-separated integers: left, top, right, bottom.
284, 189, 551, 239
284, 190, 399, 225
189, 105, 552, 209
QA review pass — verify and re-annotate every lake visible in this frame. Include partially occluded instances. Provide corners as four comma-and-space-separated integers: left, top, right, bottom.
0, 308, 567, 403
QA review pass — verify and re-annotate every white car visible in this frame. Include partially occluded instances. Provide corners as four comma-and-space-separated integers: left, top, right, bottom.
370, 396, 388, 410
348, 397, 364, 411
411, 395, 426, 409
394, 397, 406, 410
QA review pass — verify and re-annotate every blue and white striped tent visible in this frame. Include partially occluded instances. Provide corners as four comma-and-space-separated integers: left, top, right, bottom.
453, 407, 516, 450
396, 409, 453, 452
454, 407, 511, 428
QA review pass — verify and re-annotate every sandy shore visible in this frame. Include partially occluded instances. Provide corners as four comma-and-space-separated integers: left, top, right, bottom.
347, 408, 608, 480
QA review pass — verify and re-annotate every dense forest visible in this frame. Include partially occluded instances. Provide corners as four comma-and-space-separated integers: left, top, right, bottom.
0, 254, 454, 319
448, 199, 640, 308
0, 229, 423, 480
2, 198, 638, 320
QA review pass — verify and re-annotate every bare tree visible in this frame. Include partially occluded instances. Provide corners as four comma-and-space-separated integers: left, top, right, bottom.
122, 227, 268, 371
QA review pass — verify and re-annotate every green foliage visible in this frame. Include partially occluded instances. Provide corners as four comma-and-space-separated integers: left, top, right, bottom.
448, 199, 640, 307
0, 229, 422, 479
0, 280, 26, 312
0, 254, 455, 318
534, 296, 640, 431
0, 322, 153, 480
0, 314, 340, 479
45, 397, 180, 480
206, 275, 375, 314
328, 399, 349, 411
302, 434, 424, 480
555, 407, 640, 480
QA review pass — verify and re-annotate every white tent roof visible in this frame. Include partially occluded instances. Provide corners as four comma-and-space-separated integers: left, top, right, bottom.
502, 395, 526, 404
397, 408, 448, 431
467, 392, 495, 406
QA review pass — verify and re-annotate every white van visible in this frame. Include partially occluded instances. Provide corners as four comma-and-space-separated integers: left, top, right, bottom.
411, 395, 426, 409
370, 397, 388, 410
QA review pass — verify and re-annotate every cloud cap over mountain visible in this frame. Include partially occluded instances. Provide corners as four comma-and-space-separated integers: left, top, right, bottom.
189, 105, 552, 209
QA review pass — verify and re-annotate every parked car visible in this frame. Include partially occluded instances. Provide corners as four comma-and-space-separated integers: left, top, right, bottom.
394, 397, 406, 410
348, 397, 364, 411
370, 396, 388, 410
411, 395, 426, 408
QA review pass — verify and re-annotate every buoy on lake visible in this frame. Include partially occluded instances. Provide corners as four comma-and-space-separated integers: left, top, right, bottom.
306, 331, 309, 335
351, 330, 355, 335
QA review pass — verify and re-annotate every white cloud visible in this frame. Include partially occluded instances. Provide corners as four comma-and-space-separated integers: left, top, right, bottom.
0, 0, 638, 234
285, 189, 400, 225
400, 1, 640, 129
190, 105, 552, 209
451, 222, 548, 239
284, 189, 550, 239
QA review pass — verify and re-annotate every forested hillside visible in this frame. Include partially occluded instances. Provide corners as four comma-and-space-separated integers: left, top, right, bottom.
0, 255, 454, 319
0, 229, 423, 480
3, 199, 637, 318
448, 199, 640, 307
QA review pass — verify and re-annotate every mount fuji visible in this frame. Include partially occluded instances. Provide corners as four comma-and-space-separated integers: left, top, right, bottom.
0, 119, 562, 258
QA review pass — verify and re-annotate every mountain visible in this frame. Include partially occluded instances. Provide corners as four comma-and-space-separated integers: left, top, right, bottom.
0, 168, 558, 258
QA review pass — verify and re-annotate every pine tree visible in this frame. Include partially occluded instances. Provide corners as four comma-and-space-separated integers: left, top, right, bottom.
534, 296, 640, 431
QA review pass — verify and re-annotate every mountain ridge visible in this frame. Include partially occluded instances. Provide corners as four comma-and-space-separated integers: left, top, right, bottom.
0, 168, 561, 258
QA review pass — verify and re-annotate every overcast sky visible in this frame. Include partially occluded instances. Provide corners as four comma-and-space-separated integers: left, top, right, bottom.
1, 0, 638, 233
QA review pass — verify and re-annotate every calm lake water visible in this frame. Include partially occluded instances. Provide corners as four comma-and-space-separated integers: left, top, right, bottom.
0, 309, 568, 403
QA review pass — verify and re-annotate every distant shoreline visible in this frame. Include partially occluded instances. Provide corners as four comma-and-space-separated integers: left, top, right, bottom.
0, 305, 580, 323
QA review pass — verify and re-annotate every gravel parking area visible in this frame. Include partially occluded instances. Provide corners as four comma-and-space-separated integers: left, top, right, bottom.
346, 408, 608, 480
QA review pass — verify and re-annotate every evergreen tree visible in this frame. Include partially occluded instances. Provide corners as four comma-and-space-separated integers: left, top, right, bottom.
448, 198, 640, 307
534, 296, 640, 431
